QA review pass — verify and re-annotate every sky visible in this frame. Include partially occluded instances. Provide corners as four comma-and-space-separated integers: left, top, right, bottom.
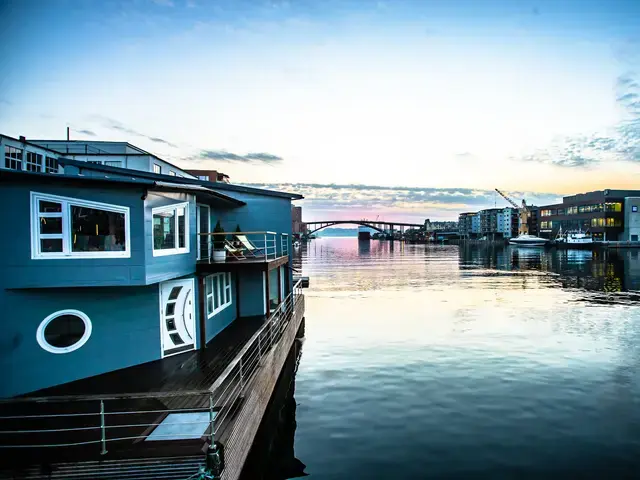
1, 0, 639, 221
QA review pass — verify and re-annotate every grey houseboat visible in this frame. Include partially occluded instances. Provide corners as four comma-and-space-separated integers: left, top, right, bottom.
0, 134, 306, 479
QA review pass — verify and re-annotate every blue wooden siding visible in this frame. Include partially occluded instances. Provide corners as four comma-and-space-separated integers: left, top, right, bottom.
0, 180, 147, 289
238, 271, 266, 317
143, 191, 197, 284
0, 285, 161, 398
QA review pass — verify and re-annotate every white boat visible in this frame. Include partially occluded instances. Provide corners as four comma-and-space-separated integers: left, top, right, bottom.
564, 231, 593, 245
508, 234, 549, 246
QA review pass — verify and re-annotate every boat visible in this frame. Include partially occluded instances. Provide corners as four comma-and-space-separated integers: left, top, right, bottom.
554, 227, 594, 248
508, 234, 549, 246
562, 230, 593, 245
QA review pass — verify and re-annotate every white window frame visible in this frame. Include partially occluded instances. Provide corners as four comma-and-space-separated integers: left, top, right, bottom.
198, 175, 210, 181
153, 164, 162, 174
152, 202, 190, 257
4, 145, 23, 170
36, 309, 92, 354
168, 170, 177, 176
30, 192, 131, 260
196, 204, 211, 261
45, 156, 58, 173
25, 151, 43, 172
206, 272, 232, 318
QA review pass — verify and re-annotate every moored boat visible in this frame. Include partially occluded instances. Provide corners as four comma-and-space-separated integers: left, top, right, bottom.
508, 234, 549, 246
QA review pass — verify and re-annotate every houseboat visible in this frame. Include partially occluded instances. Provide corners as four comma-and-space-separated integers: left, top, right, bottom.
0, 134, 305, 480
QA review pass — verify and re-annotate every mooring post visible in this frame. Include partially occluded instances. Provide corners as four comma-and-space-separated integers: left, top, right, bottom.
209, 393, 215, 443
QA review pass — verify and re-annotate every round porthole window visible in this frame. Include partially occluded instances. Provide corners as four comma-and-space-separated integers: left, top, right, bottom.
36, 309, 92, 354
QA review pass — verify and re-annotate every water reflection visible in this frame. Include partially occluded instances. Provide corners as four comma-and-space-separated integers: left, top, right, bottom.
241, 336, 307, 479
287, 238, 640, 479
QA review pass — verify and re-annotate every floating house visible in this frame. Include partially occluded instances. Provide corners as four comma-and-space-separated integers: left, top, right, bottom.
0, 134, 306, 479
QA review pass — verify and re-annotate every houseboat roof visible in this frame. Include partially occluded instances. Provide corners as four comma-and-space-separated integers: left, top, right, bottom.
0, 168, 247, 206
56, 157, 305, 200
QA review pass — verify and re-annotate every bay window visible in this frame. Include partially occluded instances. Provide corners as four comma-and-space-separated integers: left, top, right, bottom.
152, 203, 189, 256
31, 192, 130, 259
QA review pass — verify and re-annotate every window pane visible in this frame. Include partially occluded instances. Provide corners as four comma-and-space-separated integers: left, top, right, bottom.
153, 164, 161, 174
214, 276, 219, 309
44, 315, 86, 348
39, 200, 62, 213
207, 295, 213, 314
26, 152, 43, 172
153, 210, 175, 249
178, 207, 186, 248
45, 157, 58, 173
41, 238, 63, 252
40, 216, 62, 234
71, 205, 126, 252
4, 146, 23, 170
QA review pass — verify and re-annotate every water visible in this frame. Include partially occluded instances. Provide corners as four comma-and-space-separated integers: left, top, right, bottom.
253, 239, 640, 478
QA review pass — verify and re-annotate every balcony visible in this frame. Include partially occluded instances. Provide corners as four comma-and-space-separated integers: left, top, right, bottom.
196, 231, 290, 274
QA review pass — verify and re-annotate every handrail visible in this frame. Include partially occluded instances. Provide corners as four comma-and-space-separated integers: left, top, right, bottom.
197, 231, 277, 236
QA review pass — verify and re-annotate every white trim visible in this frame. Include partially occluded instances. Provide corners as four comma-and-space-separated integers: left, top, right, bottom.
196, 204, 211, 261
159, 278, 196, 358
36, 309, 92, 354
30, 192, 131, 260
152, 202, 190, 257
205, 272, 232, 318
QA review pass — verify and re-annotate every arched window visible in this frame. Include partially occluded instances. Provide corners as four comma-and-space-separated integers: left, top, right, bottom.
36, 310, 92, 354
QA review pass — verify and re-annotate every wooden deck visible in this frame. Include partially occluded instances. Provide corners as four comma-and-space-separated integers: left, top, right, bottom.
0, 315, 268, 468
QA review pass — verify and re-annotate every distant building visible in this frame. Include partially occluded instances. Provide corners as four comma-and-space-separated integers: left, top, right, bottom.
538, 189, 640, 241
292, 205, 306, 235
496, 207, 518, 239
458, 212, 475, 236
471, 214, 481, 234
183, 169, 230, 183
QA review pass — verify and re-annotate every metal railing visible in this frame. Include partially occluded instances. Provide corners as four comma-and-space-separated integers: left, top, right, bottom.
198, 231, 279, 262
0, 281, 304, 464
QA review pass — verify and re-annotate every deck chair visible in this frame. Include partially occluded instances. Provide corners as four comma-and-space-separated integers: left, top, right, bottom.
234, 235, 265, 258
224, 242, 246, 260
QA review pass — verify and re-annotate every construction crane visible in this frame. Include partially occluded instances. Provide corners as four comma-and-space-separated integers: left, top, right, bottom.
495, 188, 530, 235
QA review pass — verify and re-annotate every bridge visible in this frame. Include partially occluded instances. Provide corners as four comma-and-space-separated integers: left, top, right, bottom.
303, 219, 425, 236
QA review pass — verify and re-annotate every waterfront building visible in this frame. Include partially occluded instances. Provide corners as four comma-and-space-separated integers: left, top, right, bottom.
0, 133, 305, 479
538, 189, 640, 241
471, 214, 481, 234
496, 207, 519, 239
458, 212, 475, 237
184, 168, 231, 183
292, 205, 306, 236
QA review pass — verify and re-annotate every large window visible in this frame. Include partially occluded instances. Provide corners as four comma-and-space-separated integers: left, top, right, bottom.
152, 203, 189, 256
206, 273, 232, 317
4, 146, 23, 170
198, 175, 210, 181
25, 152, 43, 172
605, 202, 622, 212
31, 192, 130, 259
153, 164, 162, 174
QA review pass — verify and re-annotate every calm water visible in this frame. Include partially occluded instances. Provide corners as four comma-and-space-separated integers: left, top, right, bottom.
249, 238, 640, 478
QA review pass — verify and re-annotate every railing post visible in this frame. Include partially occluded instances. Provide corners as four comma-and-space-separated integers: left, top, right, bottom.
239, 355, 244, 392
100, 400, 107, 455
209, 393, 215, 443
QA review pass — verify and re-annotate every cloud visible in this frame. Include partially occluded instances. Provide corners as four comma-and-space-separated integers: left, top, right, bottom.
521, 71, 640, 167
95, 116, 178, 148
75, 129, 97, 136
241, 182, 562, 221
198, 149, 283, 164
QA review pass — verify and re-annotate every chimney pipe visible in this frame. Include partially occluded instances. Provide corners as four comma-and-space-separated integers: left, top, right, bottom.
66, 127, 70, 141
19, 136, 26, 142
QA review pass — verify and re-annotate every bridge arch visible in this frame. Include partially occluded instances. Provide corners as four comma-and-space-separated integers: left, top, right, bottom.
305, 221, 387, 236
